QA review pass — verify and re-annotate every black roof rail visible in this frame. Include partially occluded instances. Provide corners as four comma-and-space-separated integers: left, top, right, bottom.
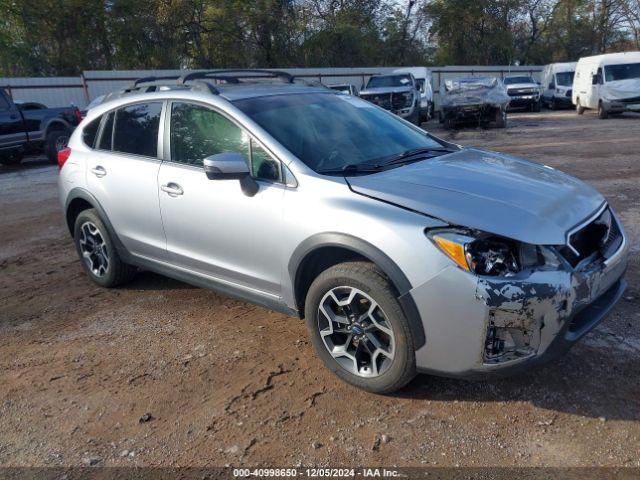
179, 69, 294, 84
133, 75, 181, 87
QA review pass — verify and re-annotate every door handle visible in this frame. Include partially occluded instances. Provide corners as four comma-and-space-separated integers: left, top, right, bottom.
160, 183, 184, 196
90, 166, 107, 178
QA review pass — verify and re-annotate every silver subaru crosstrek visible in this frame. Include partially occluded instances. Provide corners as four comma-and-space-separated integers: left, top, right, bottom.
58, 70, 629, 393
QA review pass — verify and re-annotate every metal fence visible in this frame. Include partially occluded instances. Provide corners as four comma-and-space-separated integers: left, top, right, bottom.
1, 65, 543, 109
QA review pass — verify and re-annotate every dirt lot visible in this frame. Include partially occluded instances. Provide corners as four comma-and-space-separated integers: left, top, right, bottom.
0, 110, 639, 468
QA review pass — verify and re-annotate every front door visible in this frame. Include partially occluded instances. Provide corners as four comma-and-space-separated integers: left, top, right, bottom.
158, 101, 285, 296
0, 90, 27, 151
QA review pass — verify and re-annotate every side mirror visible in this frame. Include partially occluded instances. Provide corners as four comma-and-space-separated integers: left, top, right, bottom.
203, 152, 259, 197
592, 74, 600, 85
548, 82, 555, 89
203, 152, 249, 180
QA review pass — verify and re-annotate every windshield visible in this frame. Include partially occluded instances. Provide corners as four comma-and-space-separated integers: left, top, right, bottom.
504, 76, 534, 85
604, 62, 640, 82
328, 85, 350, 94
233, 93, 445, 173
366, 75, 412, 89
555, 71, 574, 86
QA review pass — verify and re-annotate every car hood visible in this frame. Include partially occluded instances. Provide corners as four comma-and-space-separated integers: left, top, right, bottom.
602, 78, 640, 100
360, 86, 413, 95
346, 148, 605, 245
506, 83, 539, 90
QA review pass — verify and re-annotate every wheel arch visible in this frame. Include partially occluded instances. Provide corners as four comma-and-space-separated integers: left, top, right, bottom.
65, 188, 128, 259
288, 233, 426, 348
44, 118, 71, 135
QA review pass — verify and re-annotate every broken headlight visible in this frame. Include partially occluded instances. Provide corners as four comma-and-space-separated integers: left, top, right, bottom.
427, 229, 553, 277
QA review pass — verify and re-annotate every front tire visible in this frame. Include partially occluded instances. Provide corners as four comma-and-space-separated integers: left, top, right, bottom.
598, 101, 609, 119
495, 108, 507, 128
73, 209, 136, 287
304, 262, 416, 394
576, 99, 585, 115
0, 151, 23, 166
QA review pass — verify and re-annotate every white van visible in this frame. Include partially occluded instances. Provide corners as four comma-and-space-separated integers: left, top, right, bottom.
573, 51, 640, 118
393, 67, 434, 121
541, 62, 577, 109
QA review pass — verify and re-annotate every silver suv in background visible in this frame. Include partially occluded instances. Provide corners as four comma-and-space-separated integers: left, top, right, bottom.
359, 73, 421, 124
59, 70, 628, 393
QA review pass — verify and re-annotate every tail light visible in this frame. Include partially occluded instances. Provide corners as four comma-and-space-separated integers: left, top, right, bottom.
74, 108, 83, 124
58, 147, 72, 169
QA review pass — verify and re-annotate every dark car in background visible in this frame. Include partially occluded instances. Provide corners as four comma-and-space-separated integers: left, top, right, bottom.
0, 88, 81, 165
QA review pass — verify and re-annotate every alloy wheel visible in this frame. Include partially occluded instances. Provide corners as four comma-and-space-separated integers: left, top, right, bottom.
78, 221, 109, 277
55, 135, 69, 152
317, 286, 395, 377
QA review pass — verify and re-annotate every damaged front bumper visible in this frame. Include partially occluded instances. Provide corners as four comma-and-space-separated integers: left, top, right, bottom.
410, 232, 629, 378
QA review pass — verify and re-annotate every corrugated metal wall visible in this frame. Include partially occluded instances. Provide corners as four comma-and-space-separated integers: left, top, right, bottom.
0, 76, 89, 108
2, 66, 543, 109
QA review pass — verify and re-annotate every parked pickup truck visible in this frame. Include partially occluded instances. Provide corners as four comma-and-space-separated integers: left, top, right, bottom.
359, 73, 422, 124
0, 88, 81, 165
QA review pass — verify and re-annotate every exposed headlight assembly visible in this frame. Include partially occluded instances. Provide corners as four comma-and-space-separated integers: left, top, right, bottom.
427, 229, 557, 277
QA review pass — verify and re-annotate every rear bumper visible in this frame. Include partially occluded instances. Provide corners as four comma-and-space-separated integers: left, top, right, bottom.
441, 105, 499, 121
410, 235, 629, 379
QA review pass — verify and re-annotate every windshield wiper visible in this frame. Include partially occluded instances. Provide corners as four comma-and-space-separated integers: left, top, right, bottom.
381, 147, 454, 167
318, 163, 383, 175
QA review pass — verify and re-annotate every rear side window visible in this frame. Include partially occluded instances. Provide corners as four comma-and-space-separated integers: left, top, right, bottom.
98, 112, 114, 150
82, 116, 101, 148
0, 91, 9, 110
112, 102, 162, 157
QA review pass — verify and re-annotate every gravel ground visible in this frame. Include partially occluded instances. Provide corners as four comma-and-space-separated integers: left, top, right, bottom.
0, 110, 638, 468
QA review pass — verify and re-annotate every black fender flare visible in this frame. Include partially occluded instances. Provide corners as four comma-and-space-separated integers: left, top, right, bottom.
43, 118, 72, 135
288, 232, 426, 349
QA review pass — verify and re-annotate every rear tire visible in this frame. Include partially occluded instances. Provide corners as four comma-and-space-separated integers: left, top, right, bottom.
304, 261, 416, 394
576, 99, 585, 115
45, 129, 70, 164
73, 208, 136, 288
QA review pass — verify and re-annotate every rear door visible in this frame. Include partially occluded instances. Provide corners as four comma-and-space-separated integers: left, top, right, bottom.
85, 101, 167, 261
0, 90, 27, 151
157, 101, 285, 296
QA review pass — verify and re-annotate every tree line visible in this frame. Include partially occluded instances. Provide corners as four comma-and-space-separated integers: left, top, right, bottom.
1, 0, 639, 77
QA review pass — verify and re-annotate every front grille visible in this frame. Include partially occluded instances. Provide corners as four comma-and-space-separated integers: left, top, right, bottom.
362, 92, 411, 111
361, 93, 392, 109
508, 88, 537, 96
559, 206, 622, 266
392, 93, 411, 110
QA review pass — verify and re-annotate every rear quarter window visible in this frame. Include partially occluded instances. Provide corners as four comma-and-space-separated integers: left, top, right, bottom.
112, 102, 162, 157
82, 116, 102, 148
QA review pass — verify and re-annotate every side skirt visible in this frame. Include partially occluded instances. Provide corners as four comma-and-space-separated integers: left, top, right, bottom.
123, 252, 300, 318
